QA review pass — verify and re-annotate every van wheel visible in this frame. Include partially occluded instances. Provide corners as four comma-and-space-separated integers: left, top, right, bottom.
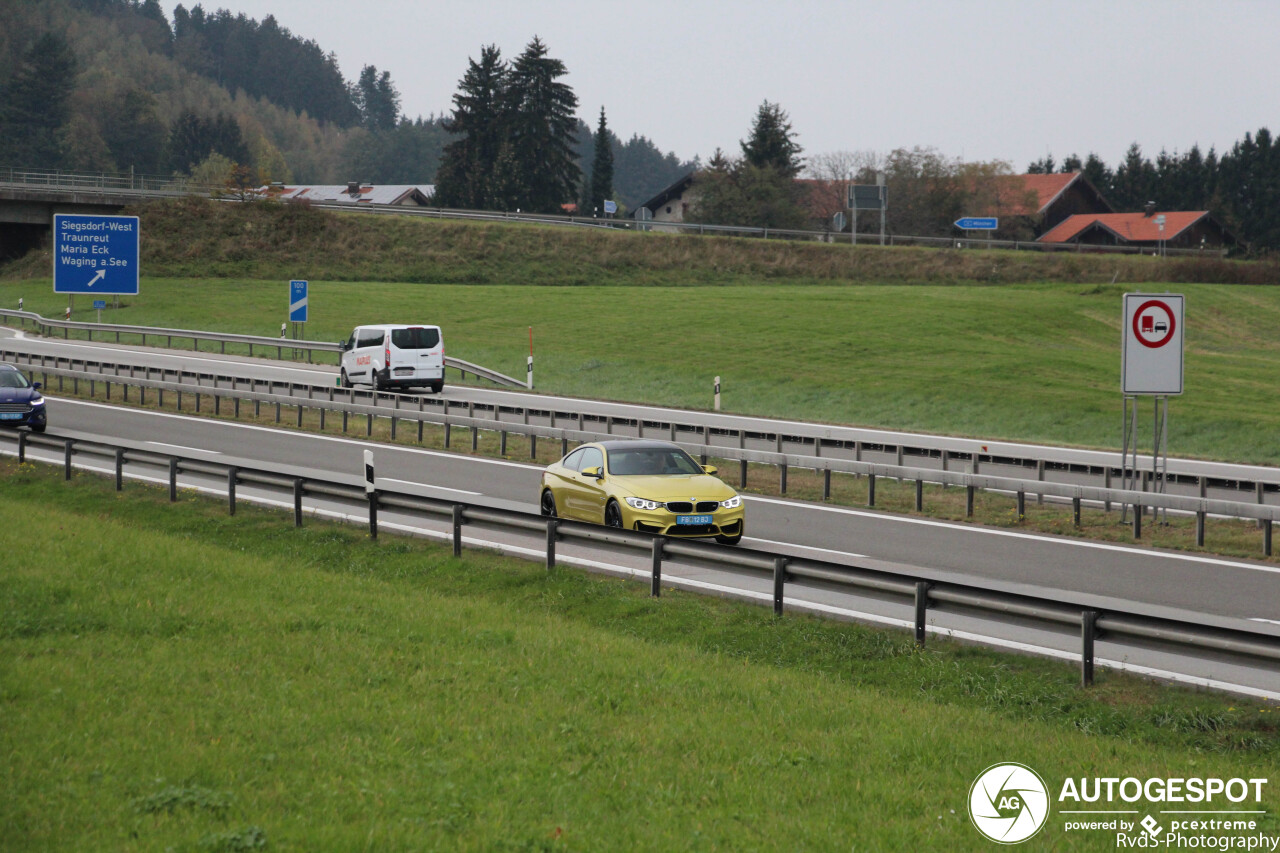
430, 380, 444, 394
339, 369, 351, 388
371, 370, 382, 391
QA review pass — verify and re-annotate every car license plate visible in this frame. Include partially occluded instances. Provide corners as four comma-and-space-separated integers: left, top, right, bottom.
676, 515, 713, 525
0, 413, 22, 420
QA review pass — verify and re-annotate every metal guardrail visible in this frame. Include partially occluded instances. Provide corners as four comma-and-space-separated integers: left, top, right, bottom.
0, 167, 215, 197
306, 200, 1225, 257
3, 427, 1277, 689
0, 169, 1225, 257
14, 360, 1279, 556
0, 310, 525, 388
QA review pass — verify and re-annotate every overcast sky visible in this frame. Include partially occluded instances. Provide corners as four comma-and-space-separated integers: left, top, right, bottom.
163, 0, 1278, 171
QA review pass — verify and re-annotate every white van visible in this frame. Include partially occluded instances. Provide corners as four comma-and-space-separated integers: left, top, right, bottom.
339, 324, 445, 392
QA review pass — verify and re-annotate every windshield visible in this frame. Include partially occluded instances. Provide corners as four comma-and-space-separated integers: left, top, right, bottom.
608, 447, 703, 476
391, 328, 440, 349
0, 370, 30, 389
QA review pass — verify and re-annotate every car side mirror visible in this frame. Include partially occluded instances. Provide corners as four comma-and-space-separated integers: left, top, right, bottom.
339, 341, 350, 351
702, 465, 718, 475
580, 466, 603, 480
32, 382, 42, 390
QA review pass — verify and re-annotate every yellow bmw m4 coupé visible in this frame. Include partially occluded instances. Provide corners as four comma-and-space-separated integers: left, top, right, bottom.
540, 440, 745, 544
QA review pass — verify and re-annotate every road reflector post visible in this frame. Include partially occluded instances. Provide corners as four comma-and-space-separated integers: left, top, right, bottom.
17, 431, 26, 463
915, 478, 924, 512
1265, 520, 1273, 558
452, 504, 464, 557
740, 460, 748, 489
914, 582, 931, 646
823, 468, 831, 501
867, 473, 876, 507
227, 467, 237, 515
293, 479, 304, 527
545, 519, 558, 570
168, 458, 177, 501
780, 464, 787, 494
1073, 496, 1082, 527
773, 557, 787, 616
561, 437, 567, 457
368, 492, 378, 539
1196, 511, 1206, 546
63, 439, 73, 480
500, 430, 507, 455
115, 448, 124, 491
1081, 610, 1098, 687
1133, 504, 1143, 539
1016, 489, 1026, 520
714, 375, 721, 411
966, 485, 975, 517
530, 434, 537, 460
650, 538, 663, 597
296, 404, 303, 428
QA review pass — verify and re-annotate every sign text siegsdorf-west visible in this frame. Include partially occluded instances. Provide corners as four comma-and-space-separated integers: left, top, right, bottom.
52, 214, 140, 295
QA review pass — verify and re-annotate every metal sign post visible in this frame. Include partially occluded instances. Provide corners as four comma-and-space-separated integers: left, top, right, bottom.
1120, 293, 1185, 525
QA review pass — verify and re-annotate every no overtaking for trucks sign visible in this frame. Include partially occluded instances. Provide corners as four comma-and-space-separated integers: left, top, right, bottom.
1122, 293, 1184, 395
52, 213, 140, 294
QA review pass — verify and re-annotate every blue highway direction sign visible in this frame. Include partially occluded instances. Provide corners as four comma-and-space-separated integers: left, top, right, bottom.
955, 217, 999, 231
53, 214, 140, 294
603, 200, 618, 215
289, 280, 308, 322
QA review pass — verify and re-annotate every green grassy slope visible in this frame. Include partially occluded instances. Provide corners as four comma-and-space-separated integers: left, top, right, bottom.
2, 461, 1276, 850
4, 276, 1279, 465
2, 197, 1275, 286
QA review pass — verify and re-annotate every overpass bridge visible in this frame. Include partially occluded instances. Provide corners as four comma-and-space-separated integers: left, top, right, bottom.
0, 168, 209, 260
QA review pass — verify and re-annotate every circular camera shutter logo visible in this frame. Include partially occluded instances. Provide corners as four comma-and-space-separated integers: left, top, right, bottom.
969, 763, 1050, 844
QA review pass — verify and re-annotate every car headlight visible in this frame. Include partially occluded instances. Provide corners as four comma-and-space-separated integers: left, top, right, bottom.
624, 496, 662, 511
719, 495, 742, 509
28, 396, 43, 406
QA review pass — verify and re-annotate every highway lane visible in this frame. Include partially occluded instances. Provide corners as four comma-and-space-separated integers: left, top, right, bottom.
38, 395, 1280, 624
6, 326, 1280, 489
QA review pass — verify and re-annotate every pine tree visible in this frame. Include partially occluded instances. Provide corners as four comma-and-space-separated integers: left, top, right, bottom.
587, 106, 614, 215
503, 36, 580, 213
740, 100, 803, 178
434, 45, 507, 209
354, 65, 400, 132
0, 33, 78, 168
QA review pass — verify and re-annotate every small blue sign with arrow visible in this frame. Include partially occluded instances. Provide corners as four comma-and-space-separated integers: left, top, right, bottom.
955, 217, 999, 231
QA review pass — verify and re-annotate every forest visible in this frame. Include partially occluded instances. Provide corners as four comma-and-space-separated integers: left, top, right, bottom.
0, 0, 1275, 249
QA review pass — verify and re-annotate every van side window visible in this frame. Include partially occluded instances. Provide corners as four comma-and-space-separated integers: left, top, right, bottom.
357, 329, 383, 348
347, 331, 359, 350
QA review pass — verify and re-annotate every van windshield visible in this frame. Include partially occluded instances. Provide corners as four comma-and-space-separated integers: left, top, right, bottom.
391, 328, 440, 349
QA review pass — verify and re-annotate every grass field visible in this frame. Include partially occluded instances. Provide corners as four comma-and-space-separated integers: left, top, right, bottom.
4, 276, 1280, 465
2, 459, 1277, 851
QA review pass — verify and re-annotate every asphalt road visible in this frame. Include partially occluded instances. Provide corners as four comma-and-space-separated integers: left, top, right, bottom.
6, 326, 1280, 488
34, 394, 1280, 629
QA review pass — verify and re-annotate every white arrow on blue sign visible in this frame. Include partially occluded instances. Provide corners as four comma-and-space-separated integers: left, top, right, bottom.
52, 214, 140, 294
954, 217, 999, 230
289, 280, 308, 322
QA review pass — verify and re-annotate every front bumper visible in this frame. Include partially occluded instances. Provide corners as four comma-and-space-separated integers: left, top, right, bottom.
622, 505, 745, 539
0, 405, 45, 429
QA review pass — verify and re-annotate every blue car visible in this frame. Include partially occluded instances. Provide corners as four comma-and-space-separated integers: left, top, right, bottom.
0, 364, 46, 432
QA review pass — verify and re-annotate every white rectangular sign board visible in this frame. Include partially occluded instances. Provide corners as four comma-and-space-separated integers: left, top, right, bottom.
1122, 293, 1184, 395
